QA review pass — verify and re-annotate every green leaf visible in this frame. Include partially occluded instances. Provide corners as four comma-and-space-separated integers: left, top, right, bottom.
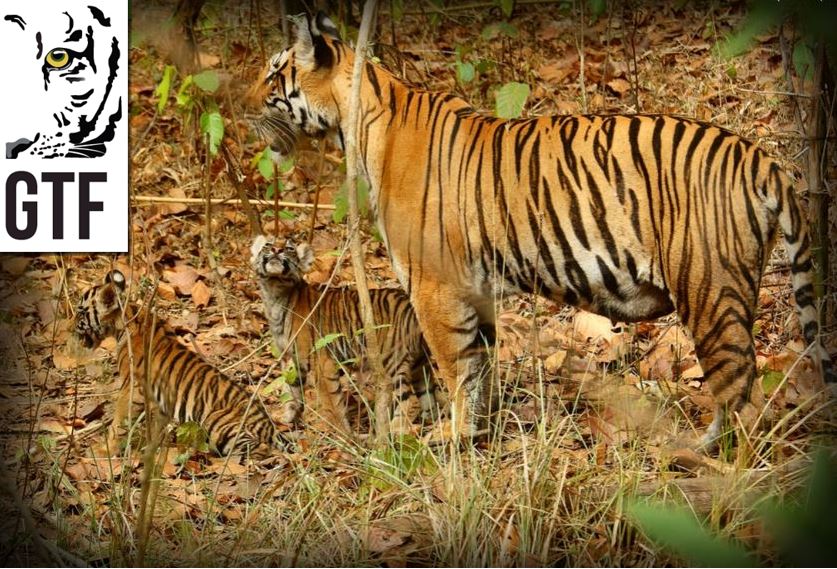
498, 0, 514, 18
761, 369, 785, 395
716, 2, 781, 59
587, 0, 606, 21
482, 21, 518, 40
279, 209, 297, 220
368, 435, 437, 490
264, 180, 284, 200
495, 82, 529, 119
392, 0, 404, 21
793, 41, 815, 82
332, 177, 370, 224
314, 332, 345, 352
193, 69, 220, 93
175, 75, 194, 108
332, 188, 348, 223
760, 451, 837, 566
199, 111, 224, 155
628, 501, 757, 567
176, 421, 209, 452
279, 155, 295, 174
475, 59, 494, 74
456, 61, 475, 83
258, 148, 275, 180
154, 65, 176, 114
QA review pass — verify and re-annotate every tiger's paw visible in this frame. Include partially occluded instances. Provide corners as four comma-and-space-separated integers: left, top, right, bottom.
421, 419, 488, 448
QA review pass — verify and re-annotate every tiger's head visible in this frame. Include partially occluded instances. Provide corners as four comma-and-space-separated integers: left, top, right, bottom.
248, 12, 349, 154
74, 269, 126, 349
250, 235, 315, 286
2, 5, 123, 158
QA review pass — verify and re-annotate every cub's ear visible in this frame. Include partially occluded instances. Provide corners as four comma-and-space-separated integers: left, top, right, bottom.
295, 243, 315, 273
250, 235, 270, 264
106, 270, 126, 290
313, 11, 339, 39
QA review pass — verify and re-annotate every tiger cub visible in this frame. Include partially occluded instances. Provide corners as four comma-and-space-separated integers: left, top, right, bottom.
250, 235, 438, 435
74, 270, 285, 459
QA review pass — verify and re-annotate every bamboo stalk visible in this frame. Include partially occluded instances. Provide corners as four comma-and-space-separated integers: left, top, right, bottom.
130, 195, 336, 210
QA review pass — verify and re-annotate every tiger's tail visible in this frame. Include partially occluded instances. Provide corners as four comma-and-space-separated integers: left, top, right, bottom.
769, 165, 836, 384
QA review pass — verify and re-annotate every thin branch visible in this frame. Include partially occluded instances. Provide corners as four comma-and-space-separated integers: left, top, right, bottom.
345, 0, 391, 444
131, 195, 336, 210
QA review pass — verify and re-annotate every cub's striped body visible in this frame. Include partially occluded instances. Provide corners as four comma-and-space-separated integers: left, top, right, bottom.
251, 236, 437, 434
252, 14, 835, 445
74, 271, 283, 459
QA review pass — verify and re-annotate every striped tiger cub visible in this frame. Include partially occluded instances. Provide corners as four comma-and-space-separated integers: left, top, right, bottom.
249, 13, 835, 447
74, 270, 285, 459
250, 235, 438, 435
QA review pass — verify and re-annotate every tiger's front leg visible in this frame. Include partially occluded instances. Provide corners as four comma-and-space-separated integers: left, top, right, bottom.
412, 284, 494, 441
312, 353, 353, 435
278, 357, 306, 426
106, 372, 145, 454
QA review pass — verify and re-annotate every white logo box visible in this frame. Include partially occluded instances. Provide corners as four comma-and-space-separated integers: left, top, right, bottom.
0, 0, 128, 252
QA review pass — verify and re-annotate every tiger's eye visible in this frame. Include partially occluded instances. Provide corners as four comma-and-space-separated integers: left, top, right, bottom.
45, 49, 70, 69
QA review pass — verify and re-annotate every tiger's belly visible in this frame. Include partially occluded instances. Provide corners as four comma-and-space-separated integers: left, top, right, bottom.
496, 250, 675, 323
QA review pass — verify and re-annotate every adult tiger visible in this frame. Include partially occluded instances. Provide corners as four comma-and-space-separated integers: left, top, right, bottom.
74, 270, 286, 460
250, 14, 835, 447
2, 5, 122, 158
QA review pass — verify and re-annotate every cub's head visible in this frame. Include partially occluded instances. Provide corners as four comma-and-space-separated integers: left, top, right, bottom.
74, 270, 126, 349
249, 12, 347, 154
250, 235, 315, 285
2, 5, 123, 158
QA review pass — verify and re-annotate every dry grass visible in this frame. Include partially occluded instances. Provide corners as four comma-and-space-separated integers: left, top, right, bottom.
0, 1, 835, 566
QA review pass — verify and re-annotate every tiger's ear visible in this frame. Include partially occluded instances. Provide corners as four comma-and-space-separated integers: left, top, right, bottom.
106, 270, 126, 290
295, 243, 315, 273
290, 13, 333, 71
313, 11, 339, 39
250, 235, 270, 265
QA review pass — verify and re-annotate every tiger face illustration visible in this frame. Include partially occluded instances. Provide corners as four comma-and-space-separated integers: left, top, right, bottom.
2, 5, 123, 158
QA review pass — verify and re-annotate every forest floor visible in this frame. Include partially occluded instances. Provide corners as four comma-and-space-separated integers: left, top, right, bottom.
0, 0, 835, 566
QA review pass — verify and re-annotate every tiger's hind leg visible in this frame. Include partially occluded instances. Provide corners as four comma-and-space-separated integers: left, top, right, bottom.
412, 285, 494, 441
678, 283, 758, 451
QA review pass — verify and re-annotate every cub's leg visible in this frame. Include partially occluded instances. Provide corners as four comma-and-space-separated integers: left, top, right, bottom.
678, 282, 757, 449
107, 374, 144, 453
313, 354, 352, 435
411, 284, 494, 440
410, 360, 439, 423
279, 360, 305, 426
389, 360, 420, 435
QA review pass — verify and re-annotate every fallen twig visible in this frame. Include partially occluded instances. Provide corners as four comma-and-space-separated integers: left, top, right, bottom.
131, 195, 336, 210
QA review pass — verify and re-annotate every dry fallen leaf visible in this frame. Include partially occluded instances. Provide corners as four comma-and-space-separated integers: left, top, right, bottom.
163, 265, 200, 295
543, 349, 567, 373
606, 78, 632, 97
191, 280, 212, 308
